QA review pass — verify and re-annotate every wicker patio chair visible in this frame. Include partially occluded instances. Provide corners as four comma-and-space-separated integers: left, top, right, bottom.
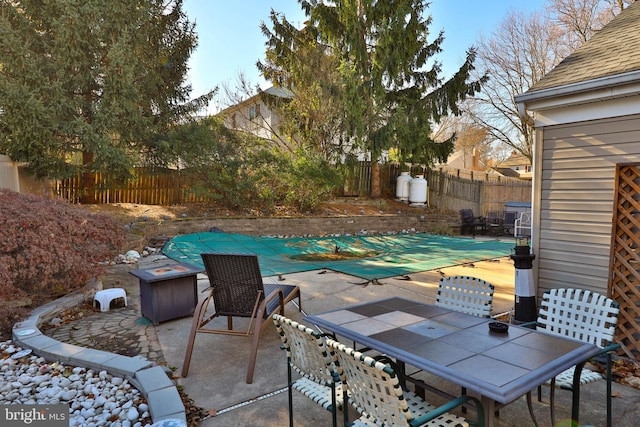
435, 276, 495, 318
181, 252, 301, 384
326, 338, 485, 427
527, 288, 620, 427
272, 314, 345, 427
485, 211, 503, 236
502, 211, 517, 236
459, 209, 486, 236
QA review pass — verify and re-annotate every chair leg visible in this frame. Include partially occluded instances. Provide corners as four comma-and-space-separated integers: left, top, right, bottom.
461, 387, 466, 413
246, 324, 263, 384
537, 384, 542, 402
607, 353, 613, 427
287, 361, 294, 427
330, 382, 338, 427
571, 362, 586, 424
295, 289, 302, 313
526, 391, 540, 427
181, 296, 210, 377
342, 385, 349, 427
550, 377, 556, 426
246, 303, 269, 384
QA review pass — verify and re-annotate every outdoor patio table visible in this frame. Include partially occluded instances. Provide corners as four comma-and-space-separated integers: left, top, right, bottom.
306, 297, 601, 427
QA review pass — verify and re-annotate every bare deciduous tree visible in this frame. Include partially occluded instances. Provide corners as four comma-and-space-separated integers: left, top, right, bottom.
432, 115, 495, 170
467, 11, 570, 161
467, 1, 633, 162
547, 0, 634, 48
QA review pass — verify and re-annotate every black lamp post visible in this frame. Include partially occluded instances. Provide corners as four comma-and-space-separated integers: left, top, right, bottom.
510, 236, 537, 322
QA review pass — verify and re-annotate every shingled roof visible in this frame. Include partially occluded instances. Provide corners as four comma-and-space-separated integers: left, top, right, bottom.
527, 1, 640, 93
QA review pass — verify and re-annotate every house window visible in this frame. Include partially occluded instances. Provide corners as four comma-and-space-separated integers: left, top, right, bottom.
248, 103, 260, 120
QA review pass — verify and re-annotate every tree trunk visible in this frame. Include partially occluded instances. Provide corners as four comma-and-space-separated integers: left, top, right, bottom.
81, 151, 96, 204
370, 160, 381, 198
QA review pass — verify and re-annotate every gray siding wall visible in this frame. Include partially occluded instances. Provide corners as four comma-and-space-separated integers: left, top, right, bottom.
538, 113, 640, 296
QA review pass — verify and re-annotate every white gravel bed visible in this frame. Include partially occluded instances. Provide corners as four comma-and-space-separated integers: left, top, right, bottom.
1, 340, 151, 427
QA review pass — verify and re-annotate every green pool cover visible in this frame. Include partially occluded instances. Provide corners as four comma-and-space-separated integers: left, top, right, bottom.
162, 232, 513, 280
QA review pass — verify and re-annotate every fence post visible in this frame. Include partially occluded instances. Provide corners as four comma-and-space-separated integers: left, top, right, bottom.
438, 169, 446, 210
478, 180, 485, 216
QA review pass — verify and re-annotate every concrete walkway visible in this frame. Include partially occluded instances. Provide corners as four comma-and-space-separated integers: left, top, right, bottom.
25, 236, 640, 426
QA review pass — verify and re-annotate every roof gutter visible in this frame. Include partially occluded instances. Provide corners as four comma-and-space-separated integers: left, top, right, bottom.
515, 69, 640, 120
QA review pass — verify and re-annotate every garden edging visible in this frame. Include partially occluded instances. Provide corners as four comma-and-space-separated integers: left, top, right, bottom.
11, 278, 186, 425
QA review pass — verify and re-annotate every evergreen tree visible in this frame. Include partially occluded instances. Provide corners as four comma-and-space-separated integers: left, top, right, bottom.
259, 10, 347, 161
262, 0, 485, 197
0, 0, 212, 201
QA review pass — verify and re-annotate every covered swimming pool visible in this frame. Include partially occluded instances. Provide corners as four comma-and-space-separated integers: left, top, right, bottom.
162, 232, 513, 280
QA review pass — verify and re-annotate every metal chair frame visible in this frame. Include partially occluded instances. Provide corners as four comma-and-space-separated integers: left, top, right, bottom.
526, 288, 620, 427
272, 314, 344, 427
327, 338, 485, 427
459, 209, 487, 236
181, 252, 301, 383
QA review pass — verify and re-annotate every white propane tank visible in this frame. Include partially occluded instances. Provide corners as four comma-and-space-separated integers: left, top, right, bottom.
395, 172, 412, 202
409, 174, 427, 206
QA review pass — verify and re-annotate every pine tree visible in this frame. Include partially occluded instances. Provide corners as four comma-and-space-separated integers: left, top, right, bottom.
262, 0, 485, 197
0, 0, 212, 201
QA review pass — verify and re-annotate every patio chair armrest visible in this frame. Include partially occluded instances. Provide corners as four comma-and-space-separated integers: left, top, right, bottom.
410, 395, 485, 427
263, 287, 285, 309
596, 342, 621, 357
318, 332, 337, 339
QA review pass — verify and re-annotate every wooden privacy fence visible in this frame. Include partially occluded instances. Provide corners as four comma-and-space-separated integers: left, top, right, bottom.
52, 163, 531, 214
383, 164, 531, 215
52, 168, 205, 205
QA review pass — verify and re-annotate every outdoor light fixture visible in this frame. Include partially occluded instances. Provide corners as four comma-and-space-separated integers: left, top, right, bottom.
510, 235, 536, 322
515, 236, 529, 249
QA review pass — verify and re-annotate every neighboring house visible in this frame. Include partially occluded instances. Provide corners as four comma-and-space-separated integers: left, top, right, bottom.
515, 2, 640, 358
442, 149, 486, 171
0, 155, 50, 195
218, 86, 293, 148
435, 149, 502, 178
494, 151, 532, 180
0, 155, 20, 192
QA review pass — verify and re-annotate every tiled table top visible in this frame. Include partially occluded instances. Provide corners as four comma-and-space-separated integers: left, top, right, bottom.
307, 297, 600, 404
129, 262, 204, 283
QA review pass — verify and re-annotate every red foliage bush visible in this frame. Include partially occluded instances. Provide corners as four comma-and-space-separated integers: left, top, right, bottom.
0, 190, 126, 306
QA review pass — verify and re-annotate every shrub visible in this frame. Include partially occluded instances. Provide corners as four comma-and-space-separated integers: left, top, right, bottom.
283, 152, 342, 212
0, 190, 126, 308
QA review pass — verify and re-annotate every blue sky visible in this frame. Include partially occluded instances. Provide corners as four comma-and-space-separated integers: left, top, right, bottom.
182, 0, 546, 113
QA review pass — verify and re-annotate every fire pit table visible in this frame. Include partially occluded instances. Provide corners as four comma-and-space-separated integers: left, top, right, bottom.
129, 262, 204, 325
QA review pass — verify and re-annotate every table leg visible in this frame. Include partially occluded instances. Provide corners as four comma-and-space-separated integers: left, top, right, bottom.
481, 395, 495, 427
571, 361, 587, 423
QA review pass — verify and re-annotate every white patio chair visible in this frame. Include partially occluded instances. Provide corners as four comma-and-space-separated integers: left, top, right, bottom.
327, 338, 485, 427
514, 212, 531, 237
528, 288, 620, 427
272, 314, 344, 427
435, 276, 495, 318
433, 275, 495, 411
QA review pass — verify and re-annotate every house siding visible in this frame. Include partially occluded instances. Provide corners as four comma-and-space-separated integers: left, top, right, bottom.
536, 113, 640, 296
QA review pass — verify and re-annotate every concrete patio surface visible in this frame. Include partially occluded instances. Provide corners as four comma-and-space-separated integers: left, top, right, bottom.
146, 236, 640, 427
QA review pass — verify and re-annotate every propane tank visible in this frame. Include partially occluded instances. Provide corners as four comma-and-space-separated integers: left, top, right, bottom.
409, 175, 427, 206
395, 172, 412, 202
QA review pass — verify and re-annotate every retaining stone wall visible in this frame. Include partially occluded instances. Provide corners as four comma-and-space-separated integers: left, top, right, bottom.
133, 214, 457, 250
